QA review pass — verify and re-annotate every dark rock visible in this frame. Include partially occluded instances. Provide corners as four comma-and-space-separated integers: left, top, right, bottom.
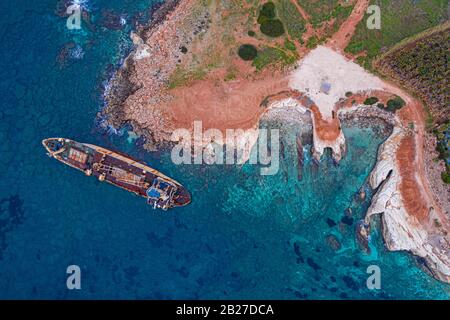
341, 216, 354, 226
99, 10, 124, 30
345, 207, 352, 217
306, 257, 321, 272
293, 241, 301, 257
326, 218, 337, 227
342, 276, 359, 291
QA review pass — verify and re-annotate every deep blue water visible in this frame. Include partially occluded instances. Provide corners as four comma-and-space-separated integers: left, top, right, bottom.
0, 0, 449, 299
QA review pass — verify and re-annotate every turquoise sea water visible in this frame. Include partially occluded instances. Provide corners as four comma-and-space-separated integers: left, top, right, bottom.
0, 0, 449, 299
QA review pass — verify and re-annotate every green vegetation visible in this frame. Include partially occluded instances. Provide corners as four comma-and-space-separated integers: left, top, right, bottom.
258, 2, 276, 23
248, 30, 256, 37
297, 0, 338, 26
434, 218, 442, 228
284, 39, 296, 51
376, 103, 384, 109
385, 96, 406, 112
275, 0, 306, 41
296, 0, 353, 37
224, 70, 236, 82
168, 66, 207, 89
260, 19, 285, 37
434, 122, 450, 184
441, 172, 450, 184
345, 0, 448, 69
306, 35, 322, 49
345, 92, 353, 98
257, 1, 285, 37
363, 97, 379, 105
252, 46, 296, 70
238, 44, 258, 61
376, 23, 449, 125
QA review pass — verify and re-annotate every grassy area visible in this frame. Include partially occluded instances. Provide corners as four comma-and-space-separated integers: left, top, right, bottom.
296, 0, 340, 26
434, 122, 450, 184
252, 46, 297, 70
168, 66, 208, 89
345, 0, 448, 70
375, 23, 449, 121
296, 0, 353, 29
374, 22, 449, 135
275, 0, 306, 41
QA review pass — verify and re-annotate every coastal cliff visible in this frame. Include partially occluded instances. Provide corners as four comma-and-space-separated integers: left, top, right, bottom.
366, 121, 450, 283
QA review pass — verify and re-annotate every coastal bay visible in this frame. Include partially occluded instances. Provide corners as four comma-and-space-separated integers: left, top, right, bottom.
0, 0, 448, 299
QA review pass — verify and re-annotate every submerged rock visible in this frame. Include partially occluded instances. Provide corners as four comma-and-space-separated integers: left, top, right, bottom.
326, 218, 337, 227
356, 220, 371, 254
99, 9, 125, 30
341, 216, 354, 226
359, 188, 366, 201
326, 234, 341, 251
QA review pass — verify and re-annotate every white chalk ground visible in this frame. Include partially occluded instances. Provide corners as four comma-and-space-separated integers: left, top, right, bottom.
289, 46, 384, 119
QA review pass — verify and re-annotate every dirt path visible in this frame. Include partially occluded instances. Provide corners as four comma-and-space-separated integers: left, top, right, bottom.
327, 0, 370, 52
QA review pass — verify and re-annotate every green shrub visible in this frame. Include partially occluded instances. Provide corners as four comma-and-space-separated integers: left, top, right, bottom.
258, 2, 276, 22
363, 97, 379, 105
306, 36, 319, 49
238, 44, 258, 61
248, 30, 256, 37
377, 103, 385, 109
345, 92, 353, 97
441, 171, 450, 184
284, 39, 296, 51
260, 19, 285, 37
386, 96, 406, 112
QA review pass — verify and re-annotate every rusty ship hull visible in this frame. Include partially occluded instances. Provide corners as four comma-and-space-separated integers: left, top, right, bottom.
42, 138, 191, 210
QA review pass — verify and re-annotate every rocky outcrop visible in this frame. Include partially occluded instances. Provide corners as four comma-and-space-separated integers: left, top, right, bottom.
364, 110, 450, 283
312, 128, 346, 162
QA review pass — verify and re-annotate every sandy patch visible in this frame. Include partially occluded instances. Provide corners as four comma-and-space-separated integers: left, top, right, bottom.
289, 46, 383, 119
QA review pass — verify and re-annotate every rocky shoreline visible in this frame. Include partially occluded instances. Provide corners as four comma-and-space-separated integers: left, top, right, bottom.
101, 0, 192, 149
339, 107, 395, 140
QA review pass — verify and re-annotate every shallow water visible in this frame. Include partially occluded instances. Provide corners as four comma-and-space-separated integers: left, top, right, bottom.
0, 0, 448, 299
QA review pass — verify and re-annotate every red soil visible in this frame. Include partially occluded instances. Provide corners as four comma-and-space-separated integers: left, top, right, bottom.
165, 72, 290, 133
